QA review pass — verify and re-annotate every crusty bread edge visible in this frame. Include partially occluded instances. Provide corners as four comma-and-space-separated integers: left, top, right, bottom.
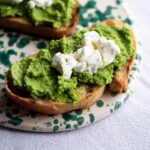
0, 1, 79, 39
5, 80, 105, 115
100, 20, 136, 93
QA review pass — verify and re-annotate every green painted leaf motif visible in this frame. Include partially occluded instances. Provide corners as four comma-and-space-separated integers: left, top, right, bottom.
5, 112, 23, 126
46, 122, 52, 127
66, 124, 71, 129
7, 33, 19, 47
79, 0, 116, 27
123, 18, 133, 25
128, 78, 131, 84
116, 0, 122, 5
62, 112, 77, 122
8, 116, 23, 126
96, 100, 104, 107
124, 93, 130, 103
73, 124, 78, 129
63, 122, 66, 125
85, 0, 96, 8
16, 37, 30, 48
136, 54, 142, 61
110, 109, 113, 113
89, 113, 95, 123
79, 0, 97, 27
53, 126, 59, 132
0, 49, 17, 67
53, 119, 59, 124
132, 66, 137, 71
75, 110, 83, 115
77, 117, 84, 126
62, 112, 84, 127
114, 101, 122, 110
37, 42, 47, 49
19, 52, 26, 58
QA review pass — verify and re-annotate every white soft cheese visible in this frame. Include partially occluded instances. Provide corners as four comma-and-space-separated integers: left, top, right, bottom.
52, 53, 78, 80
98, 36, 120, 66
82, 31, 120, 66
28, 0, 52, 9
74, 46, 103, 74
52, 31, 120, 80
0, 0, 23, 4
82, 31, 100, 49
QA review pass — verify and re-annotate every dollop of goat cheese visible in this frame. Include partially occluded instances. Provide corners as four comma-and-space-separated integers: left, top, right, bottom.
28, 0, 52, 9
52, 31, 120, 80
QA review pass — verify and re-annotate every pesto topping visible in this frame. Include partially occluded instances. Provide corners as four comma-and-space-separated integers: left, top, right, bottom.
9, 24, 135, 103
0, 0, 76, 28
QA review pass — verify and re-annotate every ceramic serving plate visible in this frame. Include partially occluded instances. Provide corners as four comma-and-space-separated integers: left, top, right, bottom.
0, 0, 142, 132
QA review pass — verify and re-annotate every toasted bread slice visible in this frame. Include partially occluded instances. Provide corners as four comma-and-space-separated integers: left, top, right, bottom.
5, 78, 105, 115
101, 20, 136, 93
4, 20, 136, 115
5, 52, 105, 115
0, 1, 79, 39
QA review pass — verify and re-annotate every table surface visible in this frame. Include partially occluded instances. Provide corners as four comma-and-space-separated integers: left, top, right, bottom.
0, 0, 150, 150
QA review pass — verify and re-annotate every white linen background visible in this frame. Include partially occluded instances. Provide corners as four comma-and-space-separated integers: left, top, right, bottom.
0, 0, 150, 150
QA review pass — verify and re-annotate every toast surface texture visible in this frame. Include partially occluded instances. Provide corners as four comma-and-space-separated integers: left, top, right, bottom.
0, 2, 79, 39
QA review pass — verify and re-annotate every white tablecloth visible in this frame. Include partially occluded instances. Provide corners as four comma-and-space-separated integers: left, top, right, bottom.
0, 0, 150, 150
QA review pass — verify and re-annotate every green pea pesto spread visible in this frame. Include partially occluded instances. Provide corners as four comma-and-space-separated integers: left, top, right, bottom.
0, 0, 75, 28
9, 24, 135, 103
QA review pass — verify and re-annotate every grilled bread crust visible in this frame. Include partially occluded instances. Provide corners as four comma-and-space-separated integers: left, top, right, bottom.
0, 1, 79, 39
